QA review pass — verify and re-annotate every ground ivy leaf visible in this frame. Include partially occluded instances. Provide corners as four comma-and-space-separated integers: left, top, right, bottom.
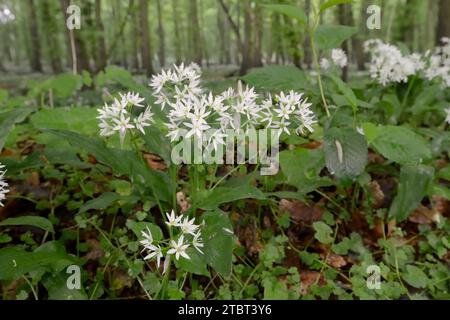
402, 265, 429, 288
313, 221, 334, 244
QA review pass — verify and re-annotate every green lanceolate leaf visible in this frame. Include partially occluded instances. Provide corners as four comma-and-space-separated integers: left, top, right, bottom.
198, 185, 266, 210
327, 74, 358, 113
314, 25, 358, 50
389, 165, 434, 222
78, 192, 122, 213
45, 129, 172, 202
0, 241, 79, 281
279, 147, 332, 193
362, 124, 432, 164
0, 216, 54, 233
319, 0, 354, 14
263, 4, 307, 24
201, 211, 235, 276
241, 65, 308, 92
0, 107, 34, 150
324, 127, 368, 180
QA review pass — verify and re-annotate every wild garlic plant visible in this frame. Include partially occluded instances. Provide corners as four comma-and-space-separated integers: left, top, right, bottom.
0, 163, 9, 207
139, 210, 204, 274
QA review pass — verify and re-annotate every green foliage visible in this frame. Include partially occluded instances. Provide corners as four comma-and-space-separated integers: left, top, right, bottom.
241, 65, 309, 92
0, 216, 54, 233
324, 127, 368, 180
201, 211, 235, 276
314, 25, 358, 50
363, 123, 432, 164
389, 165, 434, 222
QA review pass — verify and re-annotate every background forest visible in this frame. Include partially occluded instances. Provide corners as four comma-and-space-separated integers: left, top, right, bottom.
1, 0, 449, 76
0, 0, 450, 301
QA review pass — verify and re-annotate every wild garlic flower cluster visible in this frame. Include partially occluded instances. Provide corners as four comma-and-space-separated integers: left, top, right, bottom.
321, 48, 348, 70
0, 163, 9, 207
140, 210, 204, 274
363, 39, 421, 85
97, 92, 154, 145
149, 63, 316, 149
423, 37, 450, 87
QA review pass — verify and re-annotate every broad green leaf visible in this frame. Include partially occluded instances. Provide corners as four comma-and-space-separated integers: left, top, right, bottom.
327, 74, 358, 113
279, 147, 332, 193
198, 185, 266, 210
143, 126, 172, 165
126, 219, 163, 242
363, 125, 431, 164
45, 129, 172, 202
402, 265, 428, 288
0, 216, 54, 233
324, 127, 368, 180
175, 249, 209, 276
30, 107, 98, 135
314, 25, 358, 50
0, 242, 78, 281
319, 0, 353, 14
201, 211, 235, 276
79, 192, 122, 213
241, 65, 308, 92
389, 165, 434, 222
0, 107, 34, 150
313, 221, 334, 244
42, 272, 88, 300
263, 4, 307, 24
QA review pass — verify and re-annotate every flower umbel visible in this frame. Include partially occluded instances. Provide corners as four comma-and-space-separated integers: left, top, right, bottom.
139, 210, 204, 273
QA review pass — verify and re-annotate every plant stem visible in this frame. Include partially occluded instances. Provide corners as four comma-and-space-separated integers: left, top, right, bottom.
22, 275, 38, 300
309, 26, 330, 118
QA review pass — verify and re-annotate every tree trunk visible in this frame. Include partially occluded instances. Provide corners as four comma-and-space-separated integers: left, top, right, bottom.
217, 0, 244, 63
303, 0, 312, 68
156, 0, 166, 67
41, 0, 62, 74
95, 0, 107, 71
188, 0, 202, 65
252, 2, 263, 67
239, 0, 253, 75
337, 4, 350, 81
139, 0, 154, 76
130, 4, 140, 71
436, 0, 450, 44
28, 0, 43, 72
172, 0, 182, 64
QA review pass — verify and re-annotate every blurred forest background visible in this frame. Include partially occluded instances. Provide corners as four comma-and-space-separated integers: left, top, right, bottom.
0, 0, 449, 77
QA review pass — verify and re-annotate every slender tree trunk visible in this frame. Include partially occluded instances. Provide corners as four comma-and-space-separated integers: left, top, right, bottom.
130, 4, 140, 71
303, 0, 312, 68
28, 0, 43, 72
239, 0, 253, 75
41, 0, 62, 74
139, 0, 154, 76
337, 4, 350, 80
252, 2, 263, 67
172, 0, 182, 64
217, 0, 244, 64
156, 0, 166, 67
95, 0, 107, 71
189, 0, 202, 65
436, 0, 450, 44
